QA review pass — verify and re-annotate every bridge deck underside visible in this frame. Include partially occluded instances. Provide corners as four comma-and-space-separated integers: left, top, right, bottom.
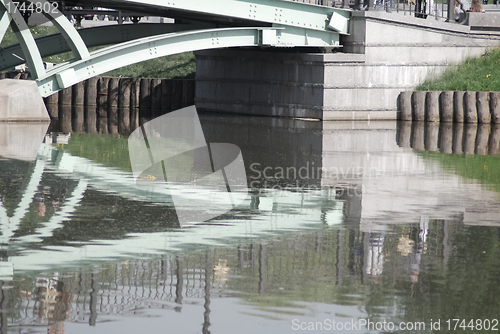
0, 0, 350, 97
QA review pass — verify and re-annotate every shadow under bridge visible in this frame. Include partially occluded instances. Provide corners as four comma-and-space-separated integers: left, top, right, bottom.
0, 0, 350, 97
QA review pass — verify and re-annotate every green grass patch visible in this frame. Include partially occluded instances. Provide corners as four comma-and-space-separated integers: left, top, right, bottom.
1, 25, 195, 78
420, 151, 500, 193
417, 48, 500, 91
59, 133, 132, 171
102, 52, 196, 79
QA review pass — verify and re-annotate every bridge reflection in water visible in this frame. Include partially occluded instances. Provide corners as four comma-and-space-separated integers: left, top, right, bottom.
0, 115, 499, 333
397, 121, 500, 156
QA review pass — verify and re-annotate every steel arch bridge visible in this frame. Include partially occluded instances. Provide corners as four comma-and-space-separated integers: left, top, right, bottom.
0, 0, 350, 97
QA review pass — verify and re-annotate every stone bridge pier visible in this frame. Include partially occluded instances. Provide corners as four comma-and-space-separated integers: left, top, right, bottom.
195, 11, 500, 121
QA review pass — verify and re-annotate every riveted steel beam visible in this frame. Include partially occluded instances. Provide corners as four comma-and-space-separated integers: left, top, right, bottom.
0, 8, 9, 42
0, 0, 46, 78
0, 23, 203, 71
66, 0, 350, 34
37, 26, 338, 96
37, 0, 90, 61
37, 27, 273, 96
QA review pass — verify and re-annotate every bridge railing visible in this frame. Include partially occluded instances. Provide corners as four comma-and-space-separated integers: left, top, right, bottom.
388, 0, 451, 21
290, 0, 455, 22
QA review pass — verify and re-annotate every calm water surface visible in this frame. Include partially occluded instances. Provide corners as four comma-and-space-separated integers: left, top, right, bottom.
0, 114, 499, 334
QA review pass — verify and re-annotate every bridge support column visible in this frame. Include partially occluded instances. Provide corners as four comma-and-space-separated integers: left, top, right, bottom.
195, 49, 328, 119
0, 79, 49, 122
195, 49, 376, 120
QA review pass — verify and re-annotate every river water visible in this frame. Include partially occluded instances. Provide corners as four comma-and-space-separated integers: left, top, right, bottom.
0, 112, 499, 334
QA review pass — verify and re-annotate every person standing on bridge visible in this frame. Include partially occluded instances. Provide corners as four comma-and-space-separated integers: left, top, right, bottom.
468, 0, 486, 12
374, 0, 392, 13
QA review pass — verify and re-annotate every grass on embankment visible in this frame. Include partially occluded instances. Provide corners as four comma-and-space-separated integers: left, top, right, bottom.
1, 26, 196, 79
417, 48, 500, 91
420, 151, 500, 193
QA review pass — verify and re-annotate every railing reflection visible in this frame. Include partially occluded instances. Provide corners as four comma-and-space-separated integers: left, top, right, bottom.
0, 217, 466, 333
397, 121, 500, 155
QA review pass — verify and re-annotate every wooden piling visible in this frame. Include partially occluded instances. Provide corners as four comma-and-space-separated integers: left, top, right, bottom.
59, 87, 72, 106
439, 91, 454, 122
182, 80, 195, 108
438, 122, 453, 154
171, 79, 183, 112
72, 106, 85, 133
151, 78, 162, 117
108, 107, 119, 134
98, 77, 110, 109
425, 91, 440, 122
490, 92, 500, 123
453, 91, 465, 123
464, 91, 478, 123
424, 122, 439, 151
475, 124, 490, 155
108, 78, 120, 134
161, 79, 172, 113
452, 123, 464, 154
85, 77, 99, 107
130, 78, 140, 110
463, 123, 477, 154
490, 124, 500, 155
72, 81, 85, 107
119, 78, 132, 135
44, 92, 58, 105
59, 105, 72, 133
119, 78, 132, 110
97, 77, 109, 134
476, 91, 491, 124
45, 103, 59, 120
85, 106, 97, 134
410, 121, 425, 151
130, 78, 141, 131
398, 91, 412, 121
139, 78, 151, 124
397, 121, 411, 148
44, 93, 59, 119
108, 77, 120, 109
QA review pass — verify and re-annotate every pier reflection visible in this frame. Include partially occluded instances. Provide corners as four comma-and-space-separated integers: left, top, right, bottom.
397, 121, 500, 155
2, 217, 498, 334
0, 115, 499, 333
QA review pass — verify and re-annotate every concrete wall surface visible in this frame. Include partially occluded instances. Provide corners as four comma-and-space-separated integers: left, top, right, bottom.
0, 123, 49, 160
196, 11, 500, 120
319, 121, 500, 228
0, 79, 50, 122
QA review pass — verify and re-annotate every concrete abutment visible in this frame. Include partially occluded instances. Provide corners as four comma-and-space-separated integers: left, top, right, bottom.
195, 11, 500, 120
0, 79, 49, 122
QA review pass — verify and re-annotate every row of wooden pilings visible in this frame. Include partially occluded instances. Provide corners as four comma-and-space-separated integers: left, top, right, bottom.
397, 121, 500, 155
398, 91, 500, 123
0, 72, 195, 134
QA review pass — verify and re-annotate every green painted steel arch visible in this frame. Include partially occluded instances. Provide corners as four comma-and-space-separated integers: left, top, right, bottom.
36, 27, 274, 97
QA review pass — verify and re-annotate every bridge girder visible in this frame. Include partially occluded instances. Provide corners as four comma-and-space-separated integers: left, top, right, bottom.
0, 0, 349, 97
0, 23, 202, 71
63, 0, 350, 34
37, 26, 342, 97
